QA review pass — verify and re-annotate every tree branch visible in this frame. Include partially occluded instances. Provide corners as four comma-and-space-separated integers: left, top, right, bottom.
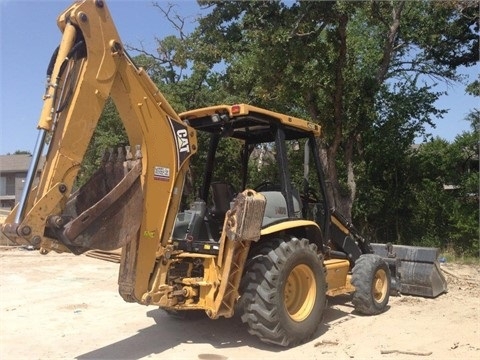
153, 2, 187, 40
126, 44, 164, 63
376, 1, 405, 84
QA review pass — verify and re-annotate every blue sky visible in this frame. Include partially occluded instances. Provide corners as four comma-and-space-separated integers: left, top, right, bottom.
0, 0, 478, 155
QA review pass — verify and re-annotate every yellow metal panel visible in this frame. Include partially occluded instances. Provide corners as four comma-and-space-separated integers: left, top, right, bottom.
180, 103, 321, 137
324, 259, 355, 296
330, 215, 350, 235
260, 219, 320, 236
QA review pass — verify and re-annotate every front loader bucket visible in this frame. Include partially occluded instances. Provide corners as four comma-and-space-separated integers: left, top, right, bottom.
371, 243, 448, 298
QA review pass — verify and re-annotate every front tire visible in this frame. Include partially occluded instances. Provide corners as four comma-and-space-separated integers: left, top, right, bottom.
351, 254, 391, 315
240, 237, 327, 347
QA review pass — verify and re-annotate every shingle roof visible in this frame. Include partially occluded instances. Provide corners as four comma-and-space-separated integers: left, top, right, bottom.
0, 155, 45, 173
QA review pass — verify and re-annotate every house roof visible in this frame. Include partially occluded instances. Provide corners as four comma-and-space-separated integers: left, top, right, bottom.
0, 154, 45, 173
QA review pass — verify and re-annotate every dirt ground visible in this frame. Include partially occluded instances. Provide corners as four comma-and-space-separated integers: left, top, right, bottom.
0, 247, 479, 360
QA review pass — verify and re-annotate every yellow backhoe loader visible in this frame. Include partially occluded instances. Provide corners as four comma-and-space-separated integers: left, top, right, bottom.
1, 0, 447, 347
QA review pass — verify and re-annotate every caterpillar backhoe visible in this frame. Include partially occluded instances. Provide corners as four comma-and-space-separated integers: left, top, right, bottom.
1, 0, 447, 347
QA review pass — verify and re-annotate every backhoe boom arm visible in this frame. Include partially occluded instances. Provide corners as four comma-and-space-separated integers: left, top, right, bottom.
1, 0, 197, 303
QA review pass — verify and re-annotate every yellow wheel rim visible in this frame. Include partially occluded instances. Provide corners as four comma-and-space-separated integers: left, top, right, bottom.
284, 264, 316, 322
373, 268, 388, 303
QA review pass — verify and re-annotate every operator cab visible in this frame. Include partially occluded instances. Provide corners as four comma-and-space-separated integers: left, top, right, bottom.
172, 104, 329, 254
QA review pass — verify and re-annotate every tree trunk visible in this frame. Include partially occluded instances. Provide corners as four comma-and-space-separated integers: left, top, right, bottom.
376, 2, 405, 83
312, 4, 405, 223
328, 13, 353, 220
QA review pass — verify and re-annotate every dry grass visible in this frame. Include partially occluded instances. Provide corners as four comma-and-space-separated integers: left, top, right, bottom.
443, 250, 480, 265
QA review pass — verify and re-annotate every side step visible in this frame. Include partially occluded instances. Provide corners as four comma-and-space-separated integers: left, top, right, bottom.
371, 243, 448, 298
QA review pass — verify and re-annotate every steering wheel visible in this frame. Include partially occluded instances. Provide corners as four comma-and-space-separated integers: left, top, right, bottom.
303, 187, 319, 203
254, 181, 278, 192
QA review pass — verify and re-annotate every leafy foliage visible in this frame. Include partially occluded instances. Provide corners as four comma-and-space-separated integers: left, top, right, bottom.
187, 0, 478, 222
355, 103, 478, 256
75, 99, 128, 187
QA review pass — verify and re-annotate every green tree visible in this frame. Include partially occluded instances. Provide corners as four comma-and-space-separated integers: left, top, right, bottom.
448, 131, 479, 256
407, 122, 478, 256
410, 139, 457, 247
411, 75, 479, 255
187, 0, 478, 222
9, 150, 31, 155
76, 99, 128, 186
446, 79, 479, 255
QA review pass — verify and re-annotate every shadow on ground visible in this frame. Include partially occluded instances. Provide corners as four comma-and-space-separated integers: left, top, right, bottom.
76, 298, 353, 359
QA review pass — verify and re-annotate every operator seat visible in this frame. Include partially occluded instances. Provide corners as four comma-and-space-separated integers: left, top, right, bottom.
209, 181, 236, 220
260, 190, 302, 227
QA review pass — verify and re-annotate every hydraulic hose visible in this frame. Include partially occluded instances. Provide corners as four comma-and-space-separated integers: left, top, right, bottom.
47, 46, 60, 77
55, 39, 86, 113
57, 39, 86, 80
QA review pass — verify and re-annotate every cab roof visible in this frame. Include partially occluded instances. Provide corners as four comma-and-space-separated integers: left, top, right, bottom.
179, 104, 321, 142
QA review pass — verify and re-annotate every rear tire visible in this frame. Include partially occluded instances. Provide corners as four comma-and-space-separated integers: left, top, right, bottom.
351, 254, 391, 315
240, 237, 326, 347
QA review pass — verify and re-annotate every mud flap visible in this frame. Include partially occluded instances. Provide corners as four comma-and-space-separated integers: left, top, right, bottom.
371, 243, 448, 298
49, 148, 143, 255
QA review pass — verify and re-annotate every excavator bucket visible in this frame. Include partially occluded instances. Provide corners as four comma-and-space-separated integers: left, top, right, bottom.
371, 243, 448, 298
48, 147, 143, 255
